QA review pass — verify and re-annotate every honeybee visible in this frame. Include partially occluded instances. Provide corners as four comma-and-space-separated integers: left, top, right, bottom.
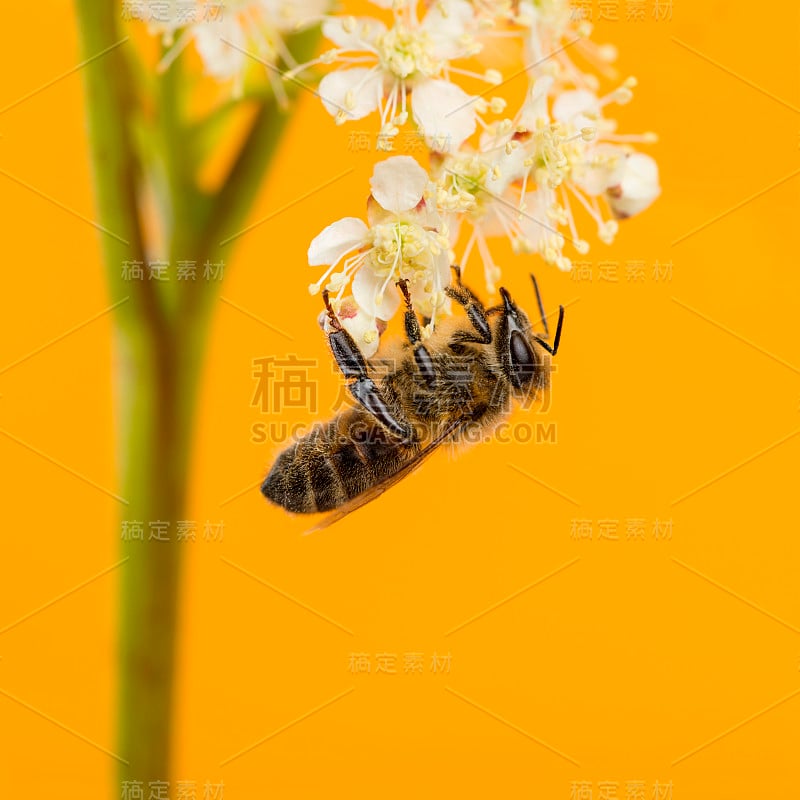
261, 266, 564, 529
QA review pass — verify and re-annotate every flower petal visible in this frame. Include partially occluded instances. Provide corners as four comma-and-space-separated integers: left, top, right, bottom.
367, 193, 443, 230
518, 76, 554, 130
606, 153, 661, 219
552, 89, 600, 130
193, 19, 248, 79
574, 143, 627, 196
422, 0, 474, 60
434, 246, 452, 289
478, 206, 510, 239
491, 145, 531, 190
405, 250, 452, 318
337, 296, 381, 358
318, 68, 383, 121
353, 264, 402, 319
366, 194, 390, 227
445, 213, 462, 247
517, 192, 557, 249
321, 16, 386, 49
369, 156, 429, 213
412, 79, 476, 152
308, 217, 369, 266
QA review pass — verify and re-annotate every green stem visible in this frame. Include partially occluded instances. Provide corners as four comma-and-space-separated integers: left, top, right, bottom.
74, 4, 322, 794
72, 0, 160, 335
114, 316, 204, 788
181, 97, 292, 326
74, 1, 184, 787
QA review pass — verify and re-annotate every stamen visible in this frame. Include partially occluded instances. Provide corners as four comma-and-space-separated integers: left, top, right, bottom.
460, 229, 477, 274
476, 230, 498, 294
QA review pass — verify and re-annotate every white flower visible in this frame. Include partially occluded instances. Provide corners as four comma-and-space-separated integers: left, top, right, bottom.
318, 296, 384, 358
514, 0, 619, 90
434, 145, 576, 287
438, 77, 582, 272
550, 86, 629, 196
295, 0, 503, 151
467, 0, 516, 25
155, 0, 328, 99
308, 156, 451, 354
434, 148, 526, 292
606, 153, 661, 219
471, 76, 657, 271
516, 0, 573, 47
551, 84, 659, 217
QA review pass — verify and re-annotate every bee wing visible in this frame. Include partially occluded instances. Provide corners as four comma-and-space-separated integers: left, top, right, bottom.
304, 417, 467, 534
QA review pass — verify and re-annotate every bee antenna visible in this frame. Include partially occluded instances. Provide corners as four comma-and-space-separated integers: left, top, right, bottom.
529, 273, 549, 337
534, 305, 564, 357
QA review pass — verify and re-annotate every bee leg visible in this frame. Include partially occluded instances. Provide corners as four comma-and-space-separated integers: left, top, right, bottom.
445, 265, 492, 345
322, 291, 416, 442
396, 279, 436, 387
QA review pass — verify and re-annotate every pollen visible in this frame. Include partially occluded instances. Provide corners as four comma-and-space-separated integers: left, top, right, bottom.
376, 25, 441, 80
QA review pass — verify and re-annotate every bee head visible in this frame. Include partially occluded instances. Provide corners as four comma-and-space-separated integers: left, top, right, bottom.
497, 287, 541, 391
495, 276, 563, 394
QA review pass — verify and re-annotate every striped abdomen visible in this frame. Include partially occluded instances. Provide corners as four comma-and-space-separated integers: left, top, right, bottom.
261, 409, 420, 513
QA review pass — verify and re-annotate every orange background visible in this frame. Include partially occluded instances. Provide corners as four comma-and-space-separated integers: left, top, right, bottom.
1, 2, 799, 798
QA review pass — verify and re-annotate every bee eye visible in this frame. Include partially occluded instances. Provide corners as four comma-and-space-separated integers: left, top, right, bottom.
509, 330, 537, 387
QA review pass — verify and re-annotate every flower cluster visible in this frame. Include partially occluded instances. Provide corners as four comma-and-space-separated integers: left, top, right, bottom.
289, 0, 503, 152
138, 0, 661, 358
305, 0, 660, 355
152, 0, 328, 98
308, 156, 450, 357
